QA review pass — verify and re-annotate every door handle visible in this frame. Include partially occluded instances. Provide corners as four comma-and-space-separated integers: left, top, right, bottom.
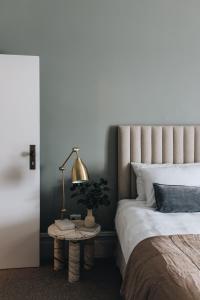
30, 145, 36, 169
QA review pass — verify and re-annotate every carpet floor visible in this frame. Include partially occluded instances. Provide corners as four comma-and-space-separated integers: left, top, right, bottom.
0, 259, 122, 300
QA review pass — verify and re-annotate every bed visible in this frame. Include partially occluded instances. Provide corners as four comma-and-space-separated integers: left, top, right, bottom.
115, 125, 200, 300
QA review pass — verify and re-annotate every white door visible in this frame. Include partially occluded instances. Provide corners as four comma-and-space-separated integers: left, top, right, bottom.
0, 55, 40, 269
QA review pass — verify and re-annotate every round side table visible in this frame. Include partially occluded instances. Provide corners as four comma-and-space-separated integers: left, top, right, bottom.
48, 220, 101, 283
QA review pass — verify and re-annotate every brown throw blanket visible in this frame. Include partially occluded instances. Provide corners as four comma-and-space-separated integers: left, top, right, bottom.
121, 235, 200, 300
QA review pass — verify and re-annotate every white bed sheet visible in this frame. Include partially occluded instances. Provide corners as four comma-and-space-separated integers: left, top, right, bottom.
115, 199, 200, 264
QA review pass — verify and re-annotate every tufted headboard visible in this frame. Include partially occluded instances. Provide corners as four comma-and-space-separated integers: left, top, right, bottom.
118, 125, 200, 200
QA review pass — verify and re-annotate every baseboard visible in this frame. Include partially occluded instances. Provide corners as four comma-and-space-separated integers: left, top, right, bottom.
40, 231, 117, 263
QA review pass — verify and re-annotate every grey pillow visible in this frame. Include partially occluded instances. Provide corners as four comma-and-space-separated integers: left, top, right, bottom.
153, 183, 200, 213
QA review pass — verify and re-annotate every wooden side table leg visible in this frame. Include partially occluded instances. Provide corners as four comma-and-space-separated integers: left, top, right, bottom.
53, 238, 65, 271
84, 239, 94, 270
68, 241, 80, 283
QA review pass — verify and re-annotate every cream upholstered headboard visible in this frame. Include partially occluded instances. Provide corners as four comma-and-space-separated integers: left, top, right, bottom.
118, 125, 200, 200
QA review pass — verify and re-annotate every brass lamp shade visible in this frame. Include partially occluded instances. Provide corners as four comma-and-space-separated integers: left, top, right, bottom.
71, 157, 89, 183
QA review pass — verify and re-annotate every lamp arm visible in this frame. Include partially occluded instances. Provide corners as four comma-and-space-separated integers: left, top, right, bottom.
59, 147, 79, 170
59, 147, 79, 219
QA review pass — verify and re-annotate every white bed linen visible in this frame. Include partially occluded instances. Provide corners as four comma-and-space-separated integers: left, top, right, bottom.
115, 199, 200, 264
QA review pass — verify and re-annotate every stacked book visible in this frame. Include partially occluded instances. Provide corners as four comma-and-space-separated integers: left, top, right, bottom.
55, 219, 75, 231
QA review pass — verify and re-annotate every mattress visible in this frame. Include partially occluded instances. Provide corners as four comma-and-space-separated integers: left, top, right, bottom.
115, 241, 126, 278
115, 199, 200, 264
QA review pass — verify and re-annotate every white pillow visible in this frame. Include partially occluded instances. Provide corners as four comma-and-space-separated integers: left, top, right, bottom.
131, 162, 171, 201
138, 163, 200, 206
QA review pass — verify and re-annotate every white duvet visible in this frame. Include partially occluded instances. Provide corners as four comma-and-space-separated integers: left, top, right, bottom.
115, 200, 200, 263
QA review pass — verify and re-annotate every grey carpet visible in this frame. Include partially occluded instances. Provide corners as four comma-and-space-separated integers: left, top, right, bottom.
0, 259, 122, 300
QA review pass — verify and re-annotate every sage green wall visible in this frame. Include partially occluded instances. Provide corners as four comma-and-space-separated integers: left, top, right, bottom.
1, 0, 200, 231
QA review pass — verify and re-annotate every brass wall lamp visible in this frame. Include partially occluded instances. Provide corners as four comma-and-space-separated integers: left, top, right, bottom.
59, 147, 89, 220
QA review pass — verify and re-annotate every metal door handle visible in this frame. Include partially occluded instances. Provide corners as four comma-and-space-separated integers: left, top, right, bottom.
30, 145, 36, 169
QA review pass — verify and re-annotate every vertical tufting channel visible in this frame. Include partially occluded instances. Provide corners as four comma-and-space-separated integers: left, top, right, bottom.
195, 127, 200, 162
130, 126, 141, 198
141, 126, 152, 163
184, 126, 194, 163
118, 126, 131, 199
152, 126, 162, 163
130, 126, 141, 163
173, 126, 184, 163
162, 126, 173, 163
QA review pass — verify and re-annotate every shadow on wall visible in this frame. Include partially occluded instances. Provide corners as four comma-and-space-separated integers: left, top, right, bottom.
40, 186, 60, 233
40, 180, 97, 232
40, 125, 119, 232
103, 125, 118, 227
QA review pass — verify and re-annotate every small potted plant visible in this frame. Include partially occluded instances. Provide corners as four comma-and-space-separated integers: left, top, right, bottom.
70, 178, 110, 228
